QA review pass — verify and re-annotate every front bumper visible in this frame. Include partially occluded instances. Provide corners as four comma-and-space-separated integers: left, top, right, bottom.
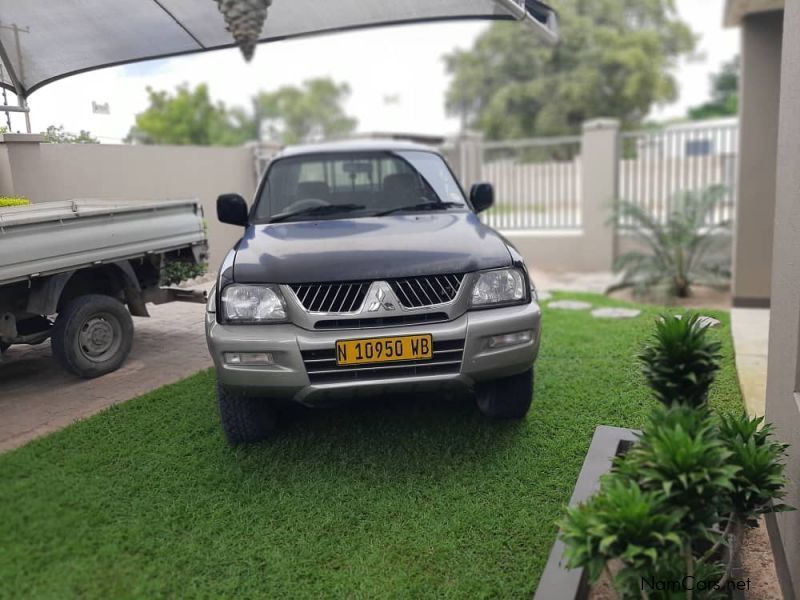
205, 302, 541, 406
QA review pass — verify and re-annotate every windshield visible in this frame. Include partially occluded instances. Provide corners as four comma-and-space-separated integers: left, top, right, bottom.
252, 150, 466, 223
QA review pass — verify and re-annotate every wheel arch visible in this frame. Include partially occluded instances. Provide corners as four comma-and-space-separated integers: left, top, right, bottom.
26, 261, 149, 317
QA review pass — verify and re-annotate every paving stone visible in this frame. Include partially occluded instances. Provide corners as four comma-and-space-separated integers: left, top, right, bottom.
548, 300, 593, 310
0, 301, 212, 452
591, 307, 641, 319
536, 291, 553, 302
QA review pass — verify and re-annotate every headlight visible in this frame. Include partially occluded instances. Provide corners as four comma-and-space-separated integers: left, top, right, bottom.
470, 268, 526, 307
221, 284, 287, 322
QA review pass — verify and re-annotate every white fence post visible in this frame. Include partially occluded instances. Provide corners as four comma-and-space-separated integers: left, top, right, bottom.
581, 119, 620, 271
447, 131, 483, 190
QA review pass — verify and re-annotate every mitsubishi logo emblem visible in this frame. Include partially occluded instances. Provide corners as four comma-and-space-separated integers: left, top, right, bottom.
365, 282, 397, 312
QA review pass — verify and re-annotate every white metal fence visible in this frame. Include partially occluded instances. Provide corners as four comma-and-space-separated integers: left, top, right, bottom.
480, 136, 582, 230
619, 123, 739, 227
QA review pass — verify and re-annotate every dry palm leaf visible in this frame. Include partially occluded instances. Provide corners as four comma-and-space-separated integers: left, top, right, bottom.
214, 0, 273, 61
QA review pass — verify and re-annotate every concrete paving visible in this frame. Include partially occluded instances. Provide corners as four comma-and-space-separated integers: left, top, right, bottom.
0, 300, 211, 452
731, 308, 770, 417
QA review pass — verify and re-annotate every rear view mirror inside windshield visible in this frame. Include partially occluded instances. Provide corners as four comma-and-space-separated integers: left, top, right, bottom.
342, 162, 373, 174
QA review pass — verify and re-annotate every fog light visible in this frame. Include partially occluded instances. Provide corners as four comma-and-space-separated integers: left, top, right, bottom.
488, 330, 533, 349
224, 352, 275, 366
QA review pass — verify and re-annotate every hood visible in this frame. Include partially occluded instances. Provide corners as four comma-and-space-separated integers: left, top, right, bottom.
233, 212, 512, 283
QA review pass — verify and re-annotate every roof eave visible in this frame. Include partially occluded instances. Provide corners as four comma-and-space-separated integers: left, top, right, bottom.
724, 0, 785, 27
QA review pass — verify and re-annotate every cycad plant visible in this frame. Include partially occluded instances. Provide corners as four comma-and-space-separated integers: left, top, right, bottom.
611, 185, 731, 298
638, 313, 722, 408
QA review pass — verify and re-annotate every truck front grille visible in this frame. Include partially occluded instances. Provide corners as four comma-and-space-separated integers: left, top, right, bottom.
301, 339, 464, 384
389, 274, 465, 308
289, 282, 369, 313
289, 274, 465, 314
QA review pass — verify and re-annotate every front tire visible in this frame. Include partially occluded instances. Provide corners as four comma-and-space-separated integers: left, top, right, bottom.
217, 382, 277, 445
51, 294, 134, 379
475, 368, 534, 419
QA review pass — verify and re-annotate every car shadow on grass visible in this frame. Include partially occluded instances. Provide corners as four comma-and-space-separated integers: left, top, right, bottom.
218, 389, 531, 485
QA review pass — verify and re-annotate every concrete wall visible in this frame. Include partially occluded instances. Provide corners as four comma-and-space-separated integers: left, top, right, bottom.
732, 11, 784, 307
0, 139, 256, 271
765, 0, 800, 596
1, 120, 731, 279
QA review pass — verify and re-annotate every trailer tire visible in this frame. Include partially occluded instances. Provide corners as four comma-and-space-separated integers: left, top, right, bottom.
51, 294, 134, 379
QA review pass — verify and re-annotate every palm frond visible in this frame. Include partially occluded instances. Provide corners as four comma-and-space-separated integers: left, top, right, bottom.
612, 185, 732, 299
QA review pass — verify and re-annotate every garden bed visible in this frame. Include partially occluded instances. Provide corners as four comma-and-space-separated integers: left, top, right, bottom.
0, 293, 744, 597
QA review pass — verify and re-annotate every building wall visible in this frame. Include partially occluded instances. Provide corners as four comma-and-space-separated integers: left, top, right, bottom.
0, 141, 256, 271
732, 11, 784, 307
765, 1, 800, 596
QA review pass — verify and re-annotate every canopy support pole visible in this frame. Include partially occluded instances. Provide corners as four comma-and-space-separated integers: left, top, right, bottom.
0, 24, 31, 133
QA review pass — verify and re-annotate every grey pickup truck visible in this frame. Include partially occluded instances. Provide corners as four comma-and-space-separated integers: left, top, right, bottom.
207, 140, 541, 444
0, 199, 207, 377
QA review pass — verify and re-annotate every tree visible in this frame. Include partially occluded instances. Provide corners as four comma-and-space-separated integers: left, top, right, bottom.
254, 79, 357, 145
444, 0, 696, 139
687, 56, 739, 120
43, 125, 99, 144
125, 84, 253, 146
125, 79, 357, 146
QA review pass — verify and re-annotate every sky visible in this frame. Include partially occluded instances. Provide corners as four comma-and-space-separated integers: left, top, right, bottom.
8, 0, 739, 144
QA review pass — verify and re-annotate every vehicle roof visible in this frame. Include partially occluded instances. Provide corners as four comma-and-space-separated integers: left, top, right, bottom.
276, 139, 441, 159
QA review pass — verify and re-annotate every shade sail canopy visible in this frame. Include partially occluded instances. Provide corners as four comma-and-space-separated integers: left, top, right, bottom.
0, 0, 557, 97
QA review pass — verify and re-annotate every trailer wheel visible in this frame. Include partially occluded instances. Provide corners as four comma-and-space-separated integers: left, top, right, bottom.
51, 294, 134, 379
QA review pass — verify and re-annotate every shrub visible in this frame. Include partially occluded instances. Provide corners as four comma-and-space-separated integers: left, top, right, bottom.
718, 413, 792, 526
0, 197, 30, 207
617, 405, 738, 536
639, 313, 722, 408
610, 185, 731, 299
559, 317, 791, 598
560, 476, 685, 593
162, 260, 207, 286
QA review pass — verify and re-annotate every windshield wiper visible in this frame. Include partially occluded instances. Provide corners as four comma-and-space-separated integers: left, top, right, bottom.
269, 203, 366, 223
374, 201, 464, 217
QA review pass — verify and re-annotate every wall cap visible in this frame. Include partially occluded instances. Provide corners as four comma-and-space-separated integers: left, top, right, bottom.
0, 133, 45, 144
582, 118, 620, 132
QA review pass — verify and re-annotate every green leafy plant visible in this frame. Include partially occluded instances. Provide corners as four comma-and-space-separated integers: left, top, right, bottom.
639, 314, 722, 408
718, 414, 792, 525
610, 185, 731, 299
0, 196, 30, 207
560, 476, 685, 588
559, 316, 792, 599
162, 260, 207, 286
618, 405, 738, 537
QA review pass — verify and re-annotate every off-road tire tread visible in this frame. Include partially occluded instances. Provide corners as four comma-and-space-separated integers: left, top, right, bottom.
475, 368, 534, 419
217, 382, 276, 444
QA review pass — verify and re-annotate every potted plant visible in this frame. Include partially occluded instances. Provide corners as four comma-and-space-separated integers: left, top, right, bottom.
552, 314, 791, 599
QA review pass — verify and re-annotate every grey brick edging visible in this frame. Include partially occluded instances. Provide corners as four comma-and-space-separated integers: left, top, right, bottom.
533, 425, 639, 600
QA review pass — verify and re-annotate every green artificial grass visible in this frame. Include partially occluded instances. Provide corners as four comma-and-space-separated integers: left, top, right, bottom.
0, 293, 743, 599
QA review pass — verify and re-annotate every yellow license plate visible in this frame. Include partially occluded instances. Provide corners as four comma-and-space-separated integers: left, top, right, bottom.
336, 334, 433, 366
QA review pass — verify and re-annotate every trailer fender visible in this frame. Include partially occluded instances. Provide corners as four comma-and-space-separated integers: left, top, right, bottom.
26, 262, 149, 317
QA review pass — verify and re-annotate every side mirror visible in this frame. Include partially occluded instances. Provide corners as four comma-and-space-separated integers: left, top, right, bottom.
470, 183, 494, 214
217, 194, 248, 226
